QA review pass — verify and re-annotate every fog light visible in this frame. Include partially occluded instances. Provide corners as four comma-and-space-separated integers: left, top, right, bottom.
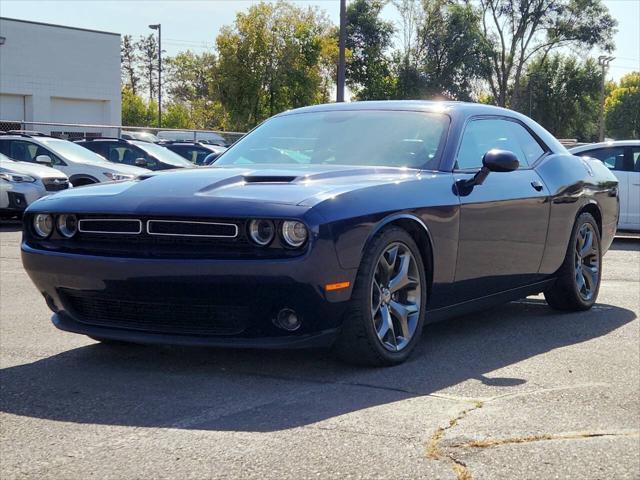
57, 214, 78, 238
273, 308, 302, 331
33, 214, 53, 238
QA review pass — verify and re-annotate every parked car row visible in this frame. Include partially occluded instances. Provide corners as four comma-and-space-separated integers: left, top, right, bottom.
0, 130, 229, 218
569, 140, 640, 231
120, 129, 229, 147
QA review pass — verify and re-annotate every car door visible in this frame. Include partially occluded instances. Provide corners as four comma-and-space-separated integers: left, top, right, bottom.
627, 146, 640, 230
453, 117, 551, 301
580, 147, 629, 227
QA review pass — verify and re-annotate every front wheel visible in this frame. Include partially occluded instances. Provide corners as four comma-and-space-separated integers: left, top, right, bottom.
334, 227, 427, 366
544, 212, 602, 311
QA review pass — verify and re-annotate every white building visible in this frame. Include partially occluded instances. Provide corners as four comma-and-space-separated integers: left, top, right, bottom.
0, 17, 121, 136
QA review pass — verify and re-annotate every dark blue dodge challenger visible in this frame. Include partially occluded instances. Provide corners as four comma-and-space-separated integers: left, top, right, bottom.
21, 101, 618, 366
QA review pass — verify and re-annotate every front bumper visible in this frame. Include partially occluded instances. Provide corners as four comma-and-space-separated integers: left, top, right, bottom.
22, 241, 357, 347
1, 182, 47, 213
53, 312, 338, 348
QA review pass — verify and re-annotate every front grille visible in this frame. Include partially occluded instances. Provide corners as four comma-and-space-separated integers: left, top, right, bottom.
78, 219, 142, 234
43, 178, 70, 192
30, 215, 306, 259
147, 220, 238, 238
61, 289, 248, 336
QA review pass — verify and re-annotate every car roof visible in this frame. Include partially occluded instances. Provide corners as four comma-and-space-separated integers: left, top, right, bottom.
277, 100, 517, 117
275, 100, 568, 159
569, 140, 640, 153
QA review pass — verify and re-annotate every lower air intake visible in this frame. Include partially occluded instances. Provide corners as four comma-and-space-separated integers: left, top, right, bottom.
60, 289, 248, 336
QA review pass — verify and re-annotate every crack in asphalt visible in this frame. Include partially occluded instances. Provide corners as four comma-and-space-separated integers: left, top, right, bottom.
449, 430, 640, 450
425, 401, 484, 480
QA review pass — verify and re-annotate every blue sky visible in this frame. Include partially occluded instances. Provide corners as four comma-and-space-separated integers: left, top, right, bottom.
1, 0, 638, 82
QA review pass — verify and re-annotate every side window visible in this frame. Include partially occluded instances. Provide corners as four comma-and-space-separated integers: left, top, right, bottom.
631, 147, 640, 172
170, 146, 193, 161
34, 145, 65, 166
0, 140, 11, 157
85, 142, 108, 159
583, 147, 627, 171
5, 140, 36, 162
456, 118, 545, 170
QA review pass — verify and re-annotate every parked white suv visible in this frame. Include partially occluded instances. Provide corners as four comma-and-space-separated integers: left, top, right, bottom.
0, 152, 70, 218
0, 133, 149, 187
570, 140, 640, 232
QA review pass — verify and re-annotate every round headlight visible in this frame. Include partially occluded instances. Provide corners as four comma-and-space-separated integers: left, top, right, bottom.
249, 219, 275, 246
57, 214, 78, 238
282, 221, 308, 248
33, 214, 54, 238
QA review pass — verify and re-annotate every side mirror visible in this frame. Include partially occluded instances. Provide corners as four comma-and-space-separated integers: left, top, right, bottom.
482, 149, 520, 173
134, 158, 148, 167
464, 149, 519, 188
456, 149, 519, 195
35, 155, 53, 166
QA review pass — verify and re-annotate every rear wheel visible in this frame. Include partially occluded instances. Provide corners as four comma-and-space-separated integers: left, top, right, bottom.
544, 212, 602, 311
334, 227, 427, 366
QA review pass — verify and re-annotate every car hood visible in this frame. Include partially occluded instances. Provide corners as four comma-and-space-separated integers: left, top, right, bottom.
31, 165, 420, 216
0, 160, 68, 179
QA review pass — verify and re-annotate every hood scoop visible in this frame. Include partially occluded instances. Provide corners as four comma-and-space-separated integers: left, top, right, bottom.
243, 175, 298, 184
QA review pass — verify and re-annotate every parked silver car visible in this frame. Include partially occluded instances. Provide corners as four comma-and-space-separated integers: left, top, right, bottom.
0, 152, 70, 219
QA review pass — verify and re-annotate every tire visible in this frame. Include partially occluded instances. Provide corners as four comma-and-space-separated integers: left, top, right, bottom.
334, 227, 428, 366
544, 212, 602, 311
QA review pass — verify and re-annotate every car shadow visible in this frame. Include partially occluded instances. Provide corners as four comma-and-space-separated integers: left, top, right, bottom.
610, 237, 640, 252
0, 300, 635, 432
0, 221, 22, 233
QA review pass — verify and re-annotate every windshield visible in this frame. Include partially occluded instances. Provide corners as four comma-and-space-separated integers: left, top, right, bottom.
214, 110, 449, 169
39, 138, 110, 164
131, 141, 193, 167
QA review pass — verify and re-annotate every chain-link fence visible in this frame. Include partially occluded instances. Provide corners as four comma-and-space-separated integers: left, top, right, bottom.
0, 120, 245, 145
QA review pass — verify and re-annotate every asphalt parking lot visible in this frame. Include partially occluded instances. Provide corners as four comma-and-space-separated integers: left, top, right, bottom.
0, 223, 638, 480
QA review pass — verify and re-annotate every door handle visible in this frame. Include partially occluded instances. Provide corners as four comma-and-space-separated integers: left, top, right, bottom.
531, 180, 544, 191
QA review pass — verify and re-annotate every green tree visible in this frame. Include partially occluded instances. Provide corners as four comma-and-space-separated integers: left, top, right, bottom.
166, 51, 218, 104
163, 102, 194, 129
165, 51, 228, 130
121, 35, 140, 95
216, 2, 334, 130
345, 0, 396, 100
476, 0, 617, 106
121, 87, 148, 126
137, 34, 159, 100
388, 0, 490, 101
412, 0, 491, 100
605, 72, 640, 139
515, 54, 601, 141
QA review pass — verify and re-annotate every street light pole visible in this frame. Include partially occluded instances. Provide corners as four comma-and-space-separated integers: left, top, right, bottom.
149, 24, 162, 128
598, 55, 614, 142
336, 0, 346, 102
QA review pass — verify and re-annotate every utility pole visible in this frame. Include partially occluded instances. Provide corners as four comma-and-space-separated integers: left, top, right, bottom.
598, 55, 614, 142
149, 24, 162, 127
336, 0, 346, 102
